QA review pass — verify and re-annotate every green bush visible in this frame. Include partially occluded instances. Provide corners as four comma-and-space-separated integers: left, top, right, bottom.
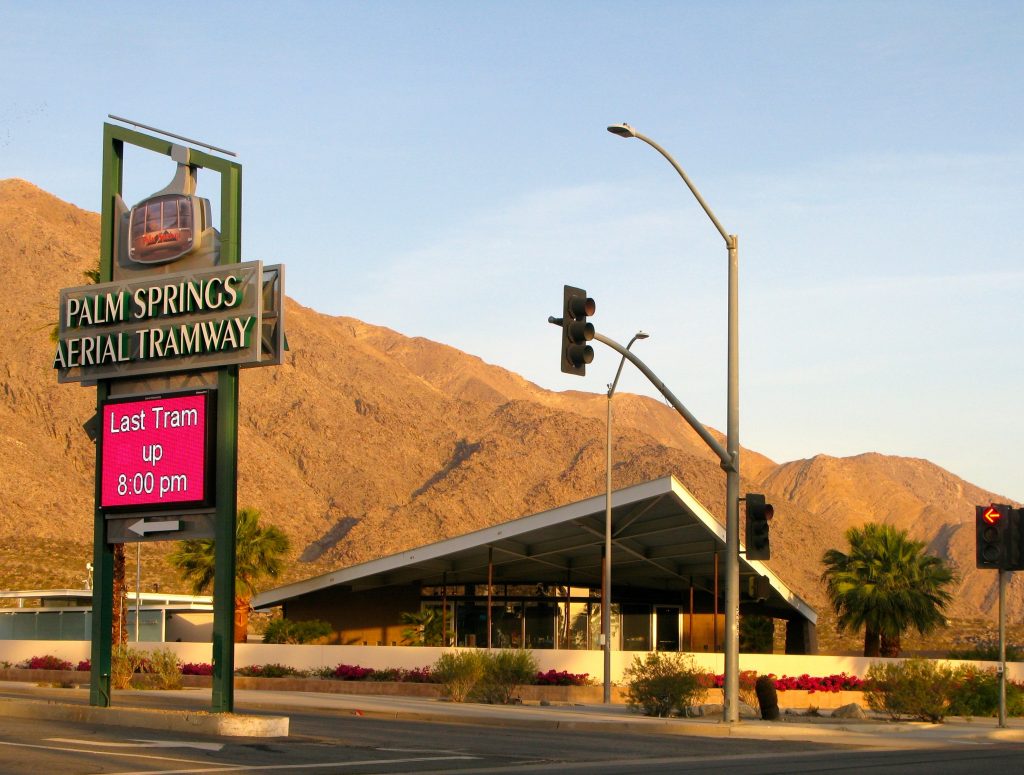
262, 618, 333, 644
623, 652, 711, 718
864, 658, 959, 722
110, 645, 147, 690
475, 649, 539, 705
147, 648, 182, 690
236, 663, 308, 678
432, 651, 486, 702
946, 666, 1024, 718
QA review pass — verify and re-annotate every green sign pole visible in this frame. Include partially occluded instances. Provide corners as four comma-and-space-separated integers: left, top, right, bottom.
88, 123, 242, 712
211, 160, 242, 714
88, 124, 124, 707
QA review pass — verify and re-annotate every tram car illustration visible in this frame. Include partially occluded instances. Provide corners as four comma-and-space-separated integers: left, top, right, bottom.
128, 191, 212, 264
114, 149, 219, 275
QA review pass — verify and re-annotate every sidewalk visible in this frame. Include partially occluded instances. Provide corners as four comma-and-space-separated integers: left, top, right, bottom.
1, 680, 1022, 748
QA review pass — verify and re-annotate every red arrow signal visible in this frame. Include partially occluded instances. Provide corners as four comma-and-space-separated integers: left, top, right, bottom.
983, 506, 1003, 525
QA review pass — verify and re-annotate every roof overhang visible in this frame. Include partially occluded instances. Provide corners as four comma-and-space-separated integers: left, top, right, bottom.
254, 475, 816, 624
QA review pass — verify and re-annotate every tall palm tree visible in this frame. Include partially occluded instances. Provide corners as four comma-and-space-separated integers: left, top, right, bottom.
821, 523, 955, 657
169, 507, 290, 642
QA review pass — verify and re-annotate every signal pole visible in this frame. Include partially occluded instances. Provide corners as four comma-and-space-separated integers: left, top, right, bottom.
999, 568, 1007, 728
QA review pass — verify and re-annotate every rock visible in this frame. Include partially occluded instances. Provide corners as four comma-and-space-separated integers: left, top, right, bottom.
831, 702, 866, 719
690, 703, 724, 717
738, 701, 760, 720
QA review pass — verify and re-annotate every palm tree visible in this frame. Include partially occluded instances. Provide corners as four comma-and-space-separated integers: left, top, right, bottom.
169, 507, 290, 642
821, 523, 955, 657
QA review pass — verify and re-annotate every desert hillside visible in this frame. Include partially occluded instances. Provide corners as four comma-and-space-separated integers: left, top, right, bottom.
1, 178, 1019, 652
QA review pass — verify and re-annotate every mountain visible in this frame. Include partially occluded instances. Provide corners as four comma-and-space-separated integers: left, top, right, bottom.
0, 178, 1019, 651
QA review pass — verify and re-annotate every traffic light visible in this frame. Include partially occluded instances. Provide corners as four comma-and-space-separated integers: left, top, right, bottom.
1009, 508, 1024, 570
559, 285, 595, 376
745, 493, 773, 561
976, 504, 1011, 569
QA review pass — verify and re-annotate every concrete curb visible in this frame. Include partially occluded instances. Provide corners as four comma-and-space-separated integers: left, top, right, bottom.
0, 697, 288, 737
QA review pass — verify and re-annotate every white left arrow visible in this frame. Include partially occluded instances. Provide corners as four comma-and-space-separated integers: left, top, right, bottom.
128, 518, 180, 537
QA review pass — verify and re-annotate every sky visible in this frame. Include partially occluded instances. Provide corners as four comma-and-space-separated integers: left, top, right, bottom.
3, 1, 1022, 501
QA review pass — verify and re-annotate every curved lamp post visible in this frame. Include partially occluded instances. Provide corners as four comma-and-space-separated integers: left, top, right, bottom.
607, 122, 742, 723
603, 330, 649, 704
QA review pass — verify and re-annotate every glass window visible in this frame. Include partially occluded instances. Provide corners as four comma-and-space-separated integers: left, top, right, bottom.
13, 613, 36, 639
524, 602, 555, 649
59, 611, 87, 640
621, 604, 651, 651
146, 203, 161, 232
162, 199, 179, 229
566, 601, 590, 649
492, 605, 522, 649
36, 612, 61, 640
455, 602, 487, 648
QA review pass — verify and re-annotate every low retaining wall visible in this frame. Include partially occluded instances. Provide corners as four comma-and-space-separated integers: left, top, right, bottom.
1, 668, 858, 708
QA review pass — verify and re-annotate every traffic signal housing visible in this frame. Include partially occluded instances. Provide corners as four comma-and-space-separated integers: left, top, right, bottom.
976, 504, 1022, 570
745, 493, 773, 561
559, 285, 596, 376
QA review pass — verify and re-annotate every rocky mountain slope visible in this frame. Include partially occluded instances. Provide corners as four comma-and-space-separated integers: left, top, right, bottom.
1, 178, 1019, 649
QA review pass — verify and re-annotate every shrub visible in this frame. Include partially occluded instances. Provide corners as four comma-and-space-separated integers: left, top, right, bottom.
432, 651, 486, 703
329, 664, 373, 681
369, 666, 435, 683
111, 645, 147, 689
864, 658, 959, 722
475, 649, 539, 705
236, 663, 307, 678
624, 652, 711, 718
737, 670, 759, 711
263, 618, 333, 644
946, 666, 1024, 718
181, 662, 213, 676
146, 648, 182, 690
21, 655, 74, 671
770, 673, 865, 692
76, 659, 91, 672
534, 669, 591, 686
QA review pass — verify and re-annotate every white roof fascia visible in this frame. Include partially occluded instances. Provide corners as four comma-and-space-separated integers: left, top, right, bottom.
255, 477, 679, 608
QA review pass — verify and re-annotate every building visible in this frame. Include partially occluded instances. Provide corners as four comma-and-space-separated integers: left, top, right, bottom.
0, 589, 213, 643
254, 476, 818, 654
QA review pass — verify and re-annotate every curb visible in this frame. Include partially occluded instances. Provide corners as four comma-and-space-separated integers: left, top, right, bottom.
0, 697, 288, 738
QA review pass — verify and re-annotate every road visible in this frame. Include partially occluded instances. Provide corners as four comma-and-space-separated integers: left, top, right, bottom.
0, 707, 1021, 774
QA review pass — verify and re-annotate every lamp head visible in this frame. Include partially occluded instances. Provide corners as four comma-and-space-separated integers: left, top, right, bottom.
635, 331, 650, 339
607, 123, 636, 138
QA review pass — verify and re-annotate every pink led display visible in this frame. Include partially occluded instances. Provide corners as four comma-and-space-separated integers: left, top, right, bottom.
101, 393, 210, 509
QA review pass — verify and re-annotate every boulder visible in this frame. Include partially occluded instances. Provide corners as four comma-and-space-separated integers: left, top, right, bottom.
831, 703, 866, 720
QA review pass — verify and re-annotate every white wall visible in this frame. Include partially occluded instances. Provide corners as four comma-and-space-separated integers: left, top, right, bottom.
2, 640, 1021, 683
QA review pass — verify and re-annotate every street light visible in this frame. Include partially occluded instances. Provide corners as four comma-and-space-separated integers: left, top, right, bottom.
607, 122, 742, 723
603, 330, 649, 704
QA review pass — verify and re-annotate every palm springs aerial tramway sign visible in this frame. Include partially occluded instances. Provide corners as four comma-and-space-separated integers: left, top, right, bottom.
54, 119, 284, 714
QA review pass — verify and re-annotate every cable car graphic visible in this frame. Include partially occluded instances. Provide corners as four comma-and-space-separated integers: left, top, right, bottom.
116, 146, 219, 271
129, 192, 205, 264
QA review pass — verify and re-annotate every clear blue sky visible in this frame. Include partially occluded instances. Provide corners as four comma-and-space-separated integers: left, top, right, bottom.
3, 1, 1022, 501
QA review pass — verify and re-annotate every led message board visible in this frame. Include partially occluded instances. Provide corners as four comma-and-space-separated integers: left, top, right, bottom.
100, 391, 214, 511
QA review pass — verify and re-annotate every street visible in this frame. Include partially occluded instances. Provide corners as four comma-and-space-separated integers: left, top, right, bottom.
0, 706, 1021, 774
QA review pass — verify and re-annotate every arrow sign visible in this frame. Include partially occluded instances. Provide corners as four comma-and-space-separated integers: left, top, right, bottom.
128, 518, 181, 537
983, 506, 1003, 525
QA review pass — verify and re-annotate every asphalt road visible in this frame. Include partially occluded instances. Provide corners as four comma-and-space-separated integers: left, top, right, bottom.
0, 707, 1022, 774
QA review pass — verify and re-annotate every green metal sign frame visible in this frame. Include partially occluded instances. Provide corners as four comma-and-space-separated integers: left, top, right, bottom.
90, 122, 241, 713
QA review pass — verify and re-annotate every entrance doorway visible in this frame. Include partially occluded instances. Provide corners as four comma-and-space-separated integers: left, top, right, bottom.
655, 607, 680, 651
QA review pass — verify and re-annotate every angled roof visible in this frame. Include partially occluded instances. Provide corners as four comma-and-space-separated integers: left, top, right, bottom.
254, 476, 816, 624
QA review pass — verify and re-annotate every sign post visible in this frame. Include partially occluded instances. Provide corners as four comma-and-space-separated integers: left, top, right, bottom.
57, 121, 283, 713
